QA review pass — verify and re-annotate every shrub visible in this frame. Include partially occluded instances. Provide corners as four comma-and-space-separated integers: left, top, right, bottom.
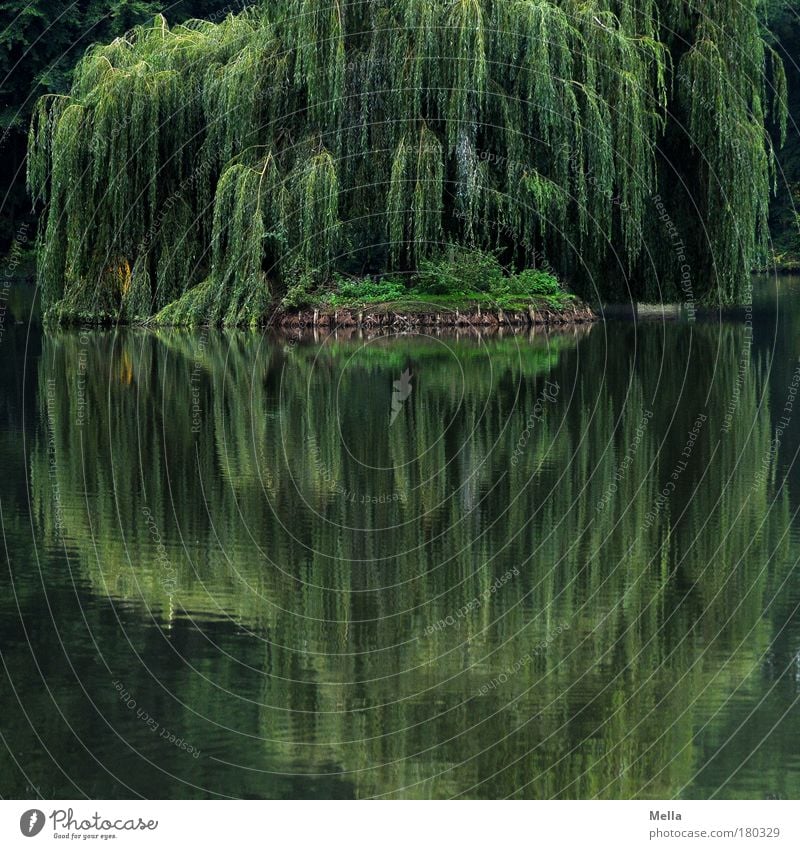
415, 245, 505, 296
329, 276, 408, 304
491, 268, 562, 299
281, 267, 318, 309
279, 258, 571, 312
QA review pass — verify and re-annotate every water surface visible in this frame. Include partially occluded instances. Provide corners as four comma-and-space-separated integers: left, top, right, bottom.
1, 279, 800, 799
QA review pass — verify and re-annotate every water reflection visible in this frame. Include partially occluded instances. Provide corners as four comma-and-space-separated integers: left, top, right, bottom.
2, 299, 799, 799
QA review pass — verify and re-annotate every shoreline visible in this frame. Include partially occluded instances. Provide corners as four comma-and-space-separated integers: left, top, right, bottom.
6, 272, 795, 330
275, 301, 598, 330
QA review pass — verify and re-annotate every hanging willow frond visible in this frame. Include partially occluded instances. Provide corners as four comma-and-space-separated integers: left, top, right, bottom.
386, 126, 443, 266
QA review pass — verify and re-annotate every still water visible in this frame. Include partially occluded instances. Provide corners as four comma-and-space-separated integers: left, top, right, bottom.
1, 280, 800, 799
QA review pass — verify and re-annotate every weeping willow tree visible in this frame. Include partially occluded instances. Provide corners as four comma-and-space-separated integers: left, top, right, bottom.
28, 0, 787, 323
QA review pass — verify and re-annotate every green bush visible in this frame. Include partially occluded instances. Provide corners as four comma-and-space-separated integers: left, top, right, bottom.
328, 276, 408, 304
281, 267, 318, 309
506, 268, 562, 297
415, 245, 505, 296
283, 253, 572, 312
490, 268, 564, 300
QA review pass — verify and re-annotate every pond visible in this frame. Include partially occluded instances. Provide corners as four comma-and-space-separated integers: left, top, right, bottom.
1, 278, 799, 799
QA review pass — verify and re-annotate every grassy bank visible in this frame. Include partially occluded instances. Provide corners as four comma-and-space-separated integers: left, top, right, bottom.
152, 246, 589, 328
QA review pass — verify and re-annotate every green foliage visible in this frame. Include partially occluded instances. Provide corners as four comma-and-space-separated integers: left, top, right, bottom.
121, 256, 152, 322
292, 149, 340, 278
413, 246, 571, 308
415, 245, 505, 296
280, 266, 319, 310
322, 275, 408, 306
503, 268, 562, 297
307, 247, 571, 310
28, 0, 788, 323
386, 126, 445, 268
491, 268, 572, 309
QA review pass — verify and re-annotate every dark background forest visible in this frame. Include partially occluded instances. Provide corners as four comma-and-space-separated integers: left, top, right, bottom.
0, 0, 243, 247
765, 0, 800, 266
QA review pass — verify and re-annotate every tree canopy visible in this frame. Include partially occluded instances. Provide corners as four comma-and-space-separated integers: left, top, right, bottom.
27, 0, 788, 323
